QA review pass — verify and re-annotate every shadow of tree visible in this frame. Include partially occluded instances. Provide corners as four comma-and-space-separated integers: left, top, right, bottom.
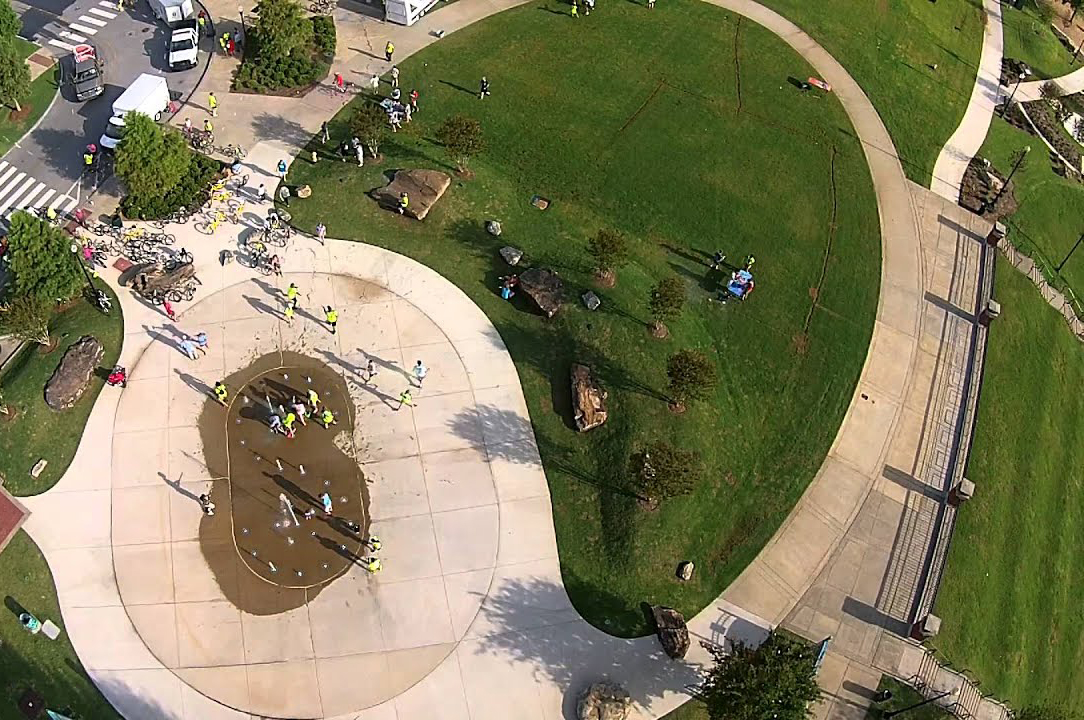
251, 112, 315, 149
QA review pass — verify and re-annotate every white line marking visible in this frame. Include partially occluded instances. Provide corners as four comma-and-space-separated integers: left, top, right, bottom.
58, 196, 78, 213
99, 0, 117, 6
89, 7, 117, 18
68, 23, 99, 35
0, 166, 18, 190
59, 30, 87, 42
48, 38, 76, 51
33, 189, 55, 209
0, 177, 36, 214
12, 182, 46, 213
48, 194, 71, 212
78, 15, 108, 26
0, 172, 26, 206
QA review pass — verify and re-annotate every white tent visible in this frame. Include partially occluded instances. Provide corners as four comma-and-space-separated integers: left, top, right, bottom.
384, 0, 438, 25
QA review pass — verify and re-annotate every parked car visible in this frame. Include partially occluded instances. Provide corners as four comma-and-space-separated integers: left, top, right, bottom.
167, 21, 199, 70
70, 44, 104, 101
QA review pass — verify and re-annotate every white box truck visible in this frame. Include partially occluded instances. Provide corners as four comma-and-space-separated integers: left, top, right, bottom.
99, 74, 171, 150
148, 0, 194, 27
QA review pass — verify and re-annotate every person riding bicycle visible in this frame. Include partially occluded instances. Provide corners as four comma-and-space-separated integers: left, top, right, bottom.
249, 237, 267, 259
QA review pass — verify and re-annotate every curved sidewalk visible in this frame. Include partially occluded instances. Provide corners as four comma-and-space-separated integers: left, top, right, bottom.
931, 0, 1004, 201
20, 0, 929, 717
1016, 62, 1084, 102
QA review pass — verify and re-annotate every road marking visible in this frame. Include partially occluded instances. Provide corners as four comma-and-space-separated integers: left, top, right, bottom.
77, 15, 108, 27
98, 1, 118, 6
68, 23, 99, 35
48, 38, 75, 51
59, 30, 87, 42
33, 189, 55, 209
0, 176, 36, 214
0, 172, 27, 206
0, 166, 17, 189
11, 182, 47, 215
48, 194, 72, 212
89, 7, 117, 18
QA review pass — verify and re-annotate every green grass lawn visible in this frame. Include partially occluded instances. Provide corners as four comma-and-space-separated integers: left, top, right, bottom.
0, 39, 59, 158
866, 677, 952, 720
931, 262, 1084, 708
0, 531, 121, 720
285, 0, 880, 635
0, 286, 123, 495
756, 0, 983, 187
978, 116, 1084, 307
1002, 0, 1078, 80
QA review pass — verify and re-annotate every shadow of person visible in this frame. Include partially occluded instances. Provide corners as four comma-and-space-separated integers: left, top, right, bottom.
174, 369, 212, 396
4, 595, 27, 618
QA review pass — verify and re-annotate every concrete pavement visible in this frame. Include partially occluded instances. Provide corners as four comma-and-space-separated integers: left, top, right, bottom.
11, 0, 987, 716
931, 0, 1004, 201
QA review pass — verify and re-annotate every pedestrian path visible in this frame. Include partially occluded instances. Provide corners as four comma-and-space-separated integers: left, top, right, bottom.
0, 159, 79, 224
931, 0, 1004, 201
17, 0, 951, 716
1015, 62, 1084, 102
30, 0, 122, 54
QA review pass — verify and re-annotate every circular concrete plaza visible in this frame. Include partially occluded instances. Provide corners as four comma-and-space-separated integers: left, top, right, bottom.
108, 265, 553, 718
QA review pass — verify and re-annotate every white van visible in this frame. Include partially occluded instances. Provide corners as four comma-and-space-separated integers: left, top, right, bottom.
99, 74, 171, 150
147, 0, 194, 27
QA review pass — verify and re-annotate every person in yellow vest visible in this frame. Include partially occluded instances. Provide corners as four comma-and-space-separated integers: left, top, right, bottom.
320, 408, 336, 428
365, 556, 382, 573
286, 282, 298, 303
308, 388, 321, 412
283, 411, 296, 438
204, 118, 213, 134
323, 305, 338, 334
367, 535, 382, 552
208, 92, 218, 117
213, 381, 228, 405
384, 41, 394, 62
397, 192, 409, 216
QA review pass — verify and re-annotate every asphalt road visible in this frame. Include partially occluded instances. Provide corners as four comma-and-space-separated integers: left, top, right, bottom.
0, 0, 209, 218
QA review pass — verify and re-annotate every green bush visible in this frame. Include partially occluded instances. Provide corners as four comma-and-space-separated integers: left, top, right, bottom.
121, 152, 222, 219
232, 16, 334, 93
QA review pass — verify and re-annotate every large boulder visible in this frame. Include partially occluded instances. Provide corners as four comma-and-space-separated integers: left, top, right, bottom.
518, 267, 563, 318
571, 364, 607, 432
45, 336, 104, 411
577, 682, 631, 720
371, 169, 451, 220
651, 605, 690, 659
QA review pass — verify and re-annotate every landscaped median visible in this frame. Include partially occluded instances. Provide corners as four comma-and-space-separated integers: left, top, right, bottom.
282, 0, 881, 635
0, 37, 60, 158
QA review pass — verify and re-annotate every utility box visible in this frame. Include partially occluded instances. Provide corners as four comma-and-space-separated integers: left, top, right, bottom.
987, 221, 1007, 246
950, 478, 975, 505
912, 614, 942, 640
385, 0, 438, 25
980, 299, 1001, 326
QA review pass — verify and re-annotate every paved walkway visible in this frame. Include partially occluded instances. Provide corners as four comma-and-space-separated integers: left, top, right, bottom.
1016, 61, 1084, 102
13, 0, 967, 717
931, 0, 1004, 201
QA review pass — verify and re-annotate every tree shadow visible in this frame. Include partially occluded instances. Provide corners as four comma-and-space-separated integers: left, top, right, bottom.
251, 112, 315, 148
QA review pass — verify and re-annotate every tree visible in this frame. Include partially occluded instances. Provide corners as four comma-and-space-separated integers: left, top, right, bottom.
115, 113, 192, 203
666, 349, 717, 410
252, 0, 310, 60
0, 295, 53, 347
0, 38, 30, 112
3, 211, 83, 304
0, 0, 21, 40
700, 631, 821, 720
435, 114, 485, 172
629, 440, 703, 505
649, 275, 686, 337
587, 228, 629, 283
350, 102, 387, 158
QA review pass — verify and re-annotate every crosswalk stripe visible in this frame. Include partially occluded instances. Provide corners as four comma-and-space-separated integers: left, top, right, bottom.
69, 23, 99, 35
89, 7, 117, 18
58, 196, 78, 213
0, 177, 36, 214
0, 172, 27, 206
48, 194, 71, 212
78, 15, 108, 27
33, 189, 55, 209
13, 183, 46, 213
0, 166, 17, 190
49, 38, 76, 51
60, 30, 87, 42
98, 0, 117, 6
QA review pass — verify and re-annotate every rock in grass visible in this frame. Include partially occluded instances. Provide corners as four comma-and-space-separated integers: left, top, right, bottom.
45, 336, 104, 411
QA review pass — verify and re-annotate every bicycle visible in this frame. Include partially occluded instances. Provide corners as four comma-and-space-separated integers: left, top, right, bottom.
188, 129, 214, 152
227, 201, 246, 225
195, 210, 226, 235
309, 0, 334, 12
215, 143, 246, 161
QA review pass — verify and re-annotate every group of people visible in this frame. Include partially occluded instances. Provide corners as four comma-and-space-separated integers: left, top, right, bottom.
267, 387, 337, 438
709, 252, 757, 302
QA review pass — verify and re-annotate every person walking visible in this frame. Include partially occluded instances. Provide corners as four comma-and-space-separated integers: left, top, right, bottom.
292, 400, 308, 425
403, 103, 412, 124
384, 41, 394, 62
647, 0, 655, 8
334, 72, 345, 93
398, 192, 409, 215
232, 29, 242, 54
412, 359, 428, 387
197, 10, 207, 36
570, 1, 578, 17
369, 74, 381, 90
208, 92, 218, 117
308, 388, 321, 412
323, 305, 338, 334
179, 337, 198, 360
390, 65, 399, 88
268, 413, 284, 434
256, 183, 267, 203
316, 222, 326, 244
192, 331, 209, 355
283, 412, 297, 438
277, 159, 288, 180
409, 88, 419, 112
278, 184, 291, 207
367, 535, 382, 551
284, 300, 295, 325
286, 282, 299, 304
199, 494, 216, 515
320, 492, 334, 514
396, 388, 414, 411
227, 35, 235, 57
364, 556, 382, 573
219, 32, 228, 54
479, 76, 490, 99
183, 117, 192, 133
584, 0, 593, 14
320, 408, 336, 428
364, 358, 378, 383
355, 142, 364, 166
214, 381, 228, 406
163, 299, 177, 322
320, 121, 329, 144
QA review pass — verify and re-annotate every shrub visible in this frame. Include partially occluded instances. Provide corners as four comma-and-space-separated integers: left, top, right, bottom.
666, 348, 717, 407
700, 631, 821, 720
587, 228, 629, 277
232, 15, 334, 93
312, 15, 335, 57
350, 101, 387, 157
649, 275, 686, 334
2, 211, 84, 304
435, 114, 485, 171
629, 440, 703, 504
122, 152, 222, 219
